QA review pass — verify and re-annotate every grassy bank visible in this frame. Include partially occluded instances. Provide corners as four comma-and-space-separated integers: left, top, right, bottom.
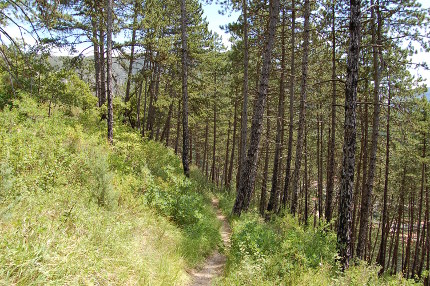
0, 97, 220, 285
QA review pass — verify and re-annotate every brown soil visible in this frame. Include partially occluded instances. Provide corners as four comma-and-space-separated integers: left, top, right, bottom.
189, 198, 231, 286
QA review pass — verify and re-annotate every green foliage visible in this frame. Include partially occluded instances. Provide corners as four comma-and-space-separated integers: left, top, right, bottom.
229, 214, 280, 263
215, 195, 420, 286
219, 212, 337, 285
0, 97, 220, 284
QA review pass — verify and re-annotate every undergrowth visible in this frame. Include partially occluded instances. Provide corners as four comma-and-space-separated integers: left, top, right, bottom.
213, 192, 422, 286
0, 97, 220, 285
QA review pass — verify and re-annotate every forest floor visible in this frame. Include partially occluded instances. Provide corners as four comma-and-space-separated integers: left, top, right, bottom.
189, 198, 231, 286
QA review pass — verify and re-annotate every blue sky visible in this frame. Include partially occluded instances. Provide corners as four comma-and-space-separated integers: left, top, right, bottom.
201, 2, 240, 48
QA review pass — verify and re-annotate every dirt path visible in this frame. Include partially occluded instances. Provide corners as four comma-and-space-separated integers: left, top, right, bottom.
189, 198, 231, 286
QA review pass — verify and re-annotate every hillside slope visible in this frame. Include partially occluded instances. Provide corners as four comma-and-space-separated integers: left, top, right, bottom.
0, 98, 220, 285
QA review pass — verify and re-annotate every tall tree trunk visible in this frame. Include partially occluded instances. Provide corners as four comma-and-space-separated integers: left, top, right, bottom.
161, 101, 174, 146
304, 124, 309, 225
290, 0, 310, 216
377, 79, 391, 273
124, 1, 138, 103
232, 0, 280, 216
175, 98, 181, 154
351, 117, 363, 258
260, 109, 270, 216
388, 215, 397, 268
392, 166, 406, 274
141, 58, 151, 137
92, 18, 101, 107
189, 129, 193, 164
418, 209, 427, 277
424, 183, 430, 286
325, 1, 336, 222
136, 74, 144, 131
355, 91, 368, 257
267, 8, 286, 214
212, 100, 217, 183
203, 119, 209, 176
356, 0, 382, 259
224, 117, 232, 185
180, 0, 190, 177
403, 194, 414, 276
148, 64, 160, 139
337, 0, 361, 270
99, 28, 106, 106
227, 98, 239, 188
412, 134, 426, 277
282, 0, 296, 210
106, 0, 113, 144
370, 210, 382, 262
317, 110, 323, 219
237, 0, 250, 193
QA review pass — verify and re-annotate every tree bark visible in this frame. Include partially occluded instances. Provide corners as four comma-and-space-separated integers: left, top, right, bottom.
304, 124, 309, 225
418, 208, 427, 277
325, 2, 336, 222
180, 0, 190, 177
227, 97, 239, 188
377, 78, 391, 273
267, 8, 286, 214
224, 117, 232, 185
175, 98, 181, 154
337, 0, 361, 270
92, 17, 101, 107
260, 109, 270, 216
106, 0, 113, 144
403, 194, 414, 276
282, 0, 296, 210
203, 118, 209, 176
356, 0, 382, 259
290, 0, 310, 216
232, 0, 280, 216
124, 1, 138, 103
211, 99, 217, 183
412, 134, 426, 277
317, 109, 323, 220
424, 183, 430, 286
392, 166, 406, 274
160, 101, 174, 146
99, 27, 106, 106
237, 0, 250, 194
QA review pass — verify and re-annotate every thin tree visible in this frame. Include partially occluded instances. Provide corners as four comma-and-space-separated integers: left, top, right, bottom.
325, 0, 336, 222
282, 0, 296, 210
260, 108, 271, 215
106, 0, 114, 144
290, 0, 310, 216
237, 0, 249, 192
227, 97, 239, 188
267, 8, 286, 214
356, 0, 382, 259
376, 78, 391, 273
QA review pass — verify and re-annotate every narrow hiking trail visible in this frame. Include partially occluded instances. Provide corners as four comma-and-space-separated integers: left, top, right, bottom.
189, 198, 231, 286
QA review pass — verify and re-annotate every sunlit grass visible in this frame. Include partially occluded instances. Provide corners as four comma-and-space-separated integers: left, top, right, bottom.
0, 97, 220, 285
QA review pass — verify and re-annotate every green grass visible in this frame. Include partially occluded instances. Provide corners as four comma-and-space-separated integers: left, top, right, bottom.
0, 97, 220, 285
212, 193, 423, 286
